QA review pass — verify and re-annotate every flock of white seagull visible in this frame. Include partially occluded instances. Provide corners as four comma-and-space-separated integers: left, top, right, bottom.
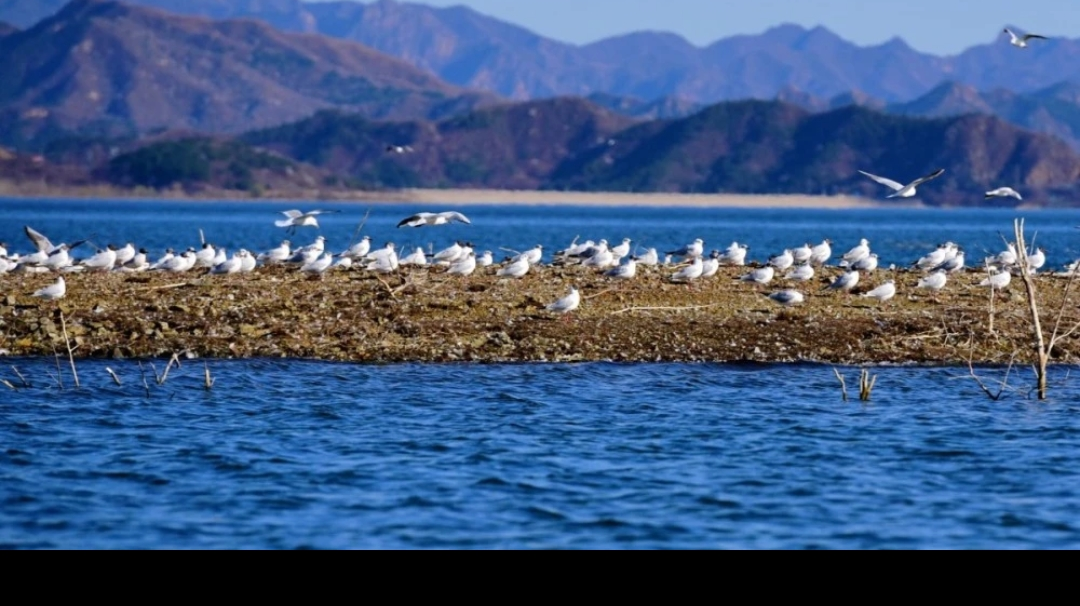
2, 26, 1064, 317
0, 200, 1063, 321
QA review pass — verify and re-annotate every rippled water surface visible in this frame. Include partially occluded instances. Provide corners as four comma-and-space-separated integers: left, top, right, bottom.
4, 199, 1080, 548
3, 359, 1080, 549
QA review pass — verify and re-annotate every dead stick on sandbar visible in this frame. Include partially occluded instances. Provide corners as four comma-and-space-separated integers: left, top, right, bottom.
136, 282, 191, 292
611, 303, 724, 315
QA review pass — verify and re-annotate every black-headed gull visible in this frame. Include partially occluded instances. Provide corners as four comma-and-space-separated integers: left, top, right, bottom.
546, 286, 580, 320
768, 249, 794, 271
985, 187, 1022, 200
635, 248, 659, 266
667, 238, 704, 260
767, 289, 804, 307
605, 257, 637, 280
399, 247, 428, 266
809, 239, 832, 266
81, 245, 118, 272
671, 258, 703, 283
447, 251, 476, 276
825, 270, 860, 292
719, 242, 749, 266
840, 239, 870, 266
850, 253, 879, 272
858, 168, 945, 198
784, 263, 815, 282
980, 269, 1011, 290
934, 249, 965, 273
1004, 28, 1047, 48
513, 245, 544, 266
259, 240, 291, 264
1028, 247, 1047, 273
700, 250, 721, 278
497, 256, 531, 278
861, 280, 896, 302
738, 266, 774, 285
917, 270, 948, 292
31, 276, 66, 301
396, 211, 471, 228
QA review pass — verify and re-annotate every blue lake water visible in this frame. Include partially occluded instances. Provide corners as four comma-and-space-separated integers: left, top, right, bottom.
2, 198, 1080, 549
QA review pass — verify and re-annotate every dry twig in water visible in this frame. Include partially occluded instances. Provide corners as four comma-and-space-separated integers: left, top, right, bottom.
59, 309, 80, 389
832, 367, 849, 402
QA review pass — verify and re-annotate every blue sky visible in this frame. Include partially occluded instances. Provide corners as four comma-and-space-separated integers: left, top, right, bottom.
338, 0, 1075, 55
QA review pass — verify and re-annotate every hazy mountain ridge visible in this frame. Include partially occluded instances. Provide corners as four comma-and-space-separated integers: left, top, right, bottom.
237, 98, 1080, 205
7, 0, 1080, 104
771, 81, 1080, 150
0, 0, 496, 149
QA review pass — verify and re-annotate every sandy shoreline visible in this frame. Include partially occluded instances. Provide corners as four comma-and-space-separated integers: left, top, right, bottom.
0, 182, 905, 209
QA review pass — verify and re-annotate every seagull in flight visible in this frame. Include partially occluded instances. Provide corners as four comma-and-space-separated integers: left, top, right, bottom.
275, 209, 339, 233
1004, 28, 1047, 48
396, 211, 471, 228
858, 168, 945, 198
985, 187, 1022, 201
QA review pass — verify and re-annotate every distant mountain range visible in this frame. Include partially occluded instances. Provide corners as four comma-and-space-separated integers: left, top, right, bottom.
229, 97, 1080, 205
2, 0, 1080, 205
0, 0, 495, 148
7, 0, 1080, 104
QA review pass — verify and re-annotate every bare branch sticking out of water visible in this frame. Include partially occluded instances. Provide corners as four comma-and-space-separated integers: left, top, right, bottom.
51, 344, 63, 390
11, 366, 28, 388
832, 367, 849, 402
1, 379, 15, 390
203, 362, 214, 390
859, 368, 877, 402
106, 367, 122, 386
154, 353, 181, 386
59, 309, 80, 389
138, 362, 151, 398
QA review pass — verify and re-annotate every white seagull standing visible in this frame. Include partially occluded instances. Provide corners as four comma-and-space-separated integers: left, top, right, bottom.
396, 211, 471, 228
985, 187, 1023, 201
738, 266, 775, 285
667, 238, 704, 261
497, 256, 531, 279
981, 269, 1011, 291
784, 263, 815, 282
917, 270, 948, 292
671, 257, 704, 284
546, 286, 580, 320
259, 240, 291, 264
447, 251, 477, 276
605, 257, 637, 281
861, 280, 896, 303
858, 168, 945, 198
31, 276, 66, 301
839, 238, 870, 266
1004, 28, 1047, 48
825, 270, 860, 293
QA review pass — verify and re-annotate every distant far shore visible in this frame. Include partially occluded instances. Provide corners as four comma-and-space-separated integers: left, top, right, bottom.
0, 181, 906, 209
